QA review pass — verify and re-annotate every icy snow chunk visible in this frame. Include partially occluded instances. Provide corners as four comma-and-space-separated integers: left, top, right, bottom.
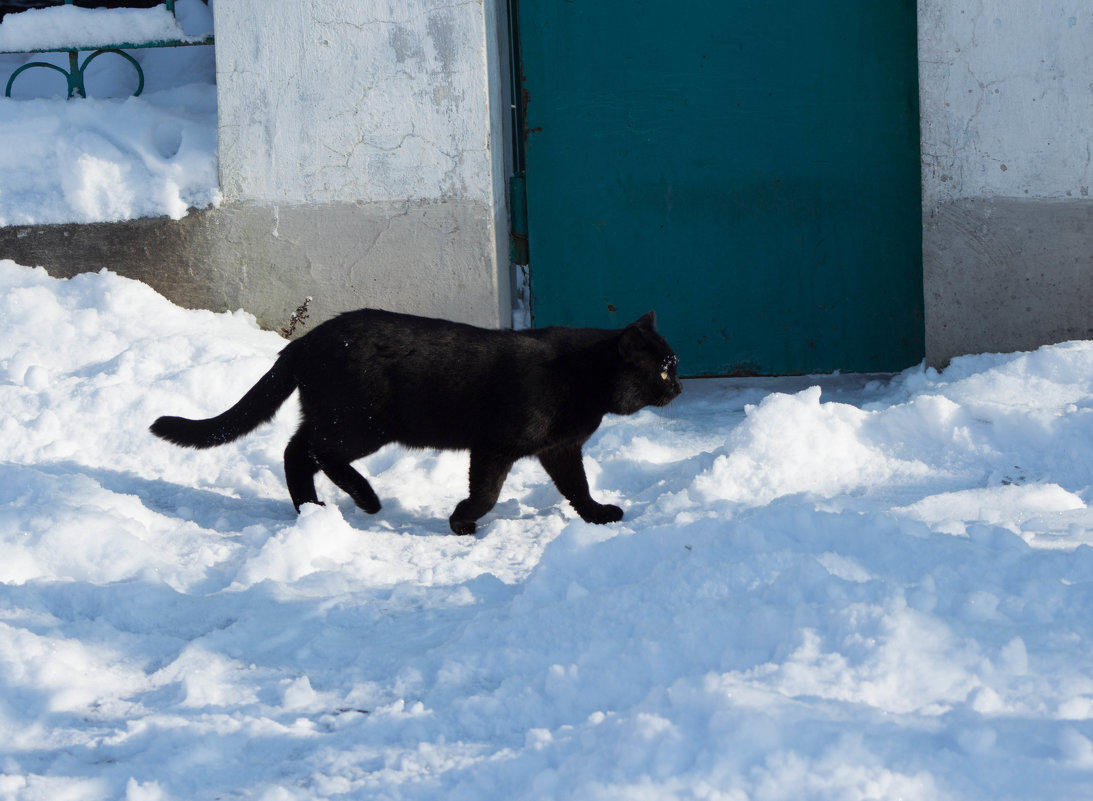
21, 364, 49, 391
280, 676, 320, 711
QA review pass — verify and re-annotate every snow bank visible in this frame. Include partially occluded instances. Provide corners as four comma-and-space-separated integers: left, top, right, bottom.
0, 0, 217, 224
2, 258, 1093, 799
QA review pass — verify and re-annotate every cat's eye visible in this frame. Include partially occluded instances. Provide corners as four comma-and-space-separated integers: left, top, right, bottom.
658, 354, 678, 382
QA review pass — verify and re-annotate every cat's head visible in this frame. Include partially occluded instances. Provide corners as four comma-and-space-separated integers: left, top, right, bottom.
611, 312, 683, 415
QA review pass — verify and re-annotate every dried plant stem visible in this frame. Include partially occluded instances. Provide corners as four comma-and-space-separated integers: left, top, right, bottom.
280, 297, 313, 339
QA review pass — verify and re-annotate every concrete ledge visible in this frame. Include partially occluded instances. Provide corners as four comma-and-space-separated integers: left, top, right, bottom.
0, 198, 509, 332
924, 197, 1093, 367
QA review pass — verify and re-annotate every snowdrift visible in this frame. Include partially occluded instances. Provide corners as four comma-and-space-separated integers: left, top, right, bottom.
2, 260, 1093, 800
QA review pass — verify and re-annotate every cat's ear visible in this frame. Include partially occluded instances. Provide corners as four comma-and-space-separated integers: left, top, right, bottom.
619, 317, 655, 362
619, 311, 660, 361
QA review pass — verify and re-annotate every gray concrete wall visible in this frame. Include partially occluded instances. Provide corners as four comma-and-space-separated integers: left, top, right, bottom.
924, 198, 1093, 361
0, 199, 501, 330
919, 2, 1093, 366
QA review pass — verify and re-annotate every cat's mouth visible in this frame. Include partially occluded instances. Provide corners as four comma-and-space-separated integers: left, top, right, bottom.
656, 383, 683, 405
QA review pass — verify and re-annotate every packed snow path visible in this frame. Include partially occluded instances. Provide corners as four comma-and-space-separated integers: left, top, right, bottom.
1, 260, 1092, 800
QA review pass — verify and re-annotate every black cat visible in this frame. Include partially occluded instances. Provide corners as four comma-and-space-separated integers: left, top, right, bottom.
151, 308, 682, 534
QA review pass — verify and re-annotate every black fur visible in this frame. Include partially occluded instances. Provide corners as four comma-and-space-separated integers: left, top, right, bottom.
151, 308, 682, 534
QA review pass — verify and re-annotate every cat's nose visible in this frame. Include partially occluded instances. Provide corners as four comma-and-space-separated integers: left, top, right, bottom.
658, 381, 682, 405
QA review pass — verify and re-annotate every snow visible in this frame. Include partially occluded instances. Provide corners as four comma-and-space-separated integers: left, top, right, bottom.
0, 5, 198, 52
2, 5, 1093, 797
2, 257, 1093, 799
0, 0, 217, 225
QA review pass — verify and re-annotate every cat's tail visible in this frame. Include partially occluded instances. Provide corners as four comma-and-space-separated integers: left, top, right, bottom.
150, 349, 299, 449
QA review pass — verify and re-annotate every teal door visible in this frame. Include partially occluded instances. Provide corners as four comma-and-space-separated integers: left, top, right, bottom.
517, 0, 923, 375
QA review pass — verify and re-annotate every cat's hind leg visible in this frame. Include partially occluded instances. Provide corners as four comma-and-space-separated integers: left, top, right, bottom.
449, 450, 515, 535
312, 451, 382, 514
284, 425, 323, 512
538, 443, 623, 524
287, 424, 382, 514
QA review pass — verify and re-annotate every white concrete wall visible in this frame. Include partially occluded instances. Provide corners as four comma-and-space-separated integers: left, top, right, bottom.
920, 3, 1093, 205
208, 0, 511, 330
919, 2, 1093, 364
215, 1, 496, 207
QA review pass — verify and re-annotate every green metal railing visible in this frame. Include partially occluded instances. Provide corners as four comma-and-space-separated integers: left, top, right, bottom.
3, 0, 214, 99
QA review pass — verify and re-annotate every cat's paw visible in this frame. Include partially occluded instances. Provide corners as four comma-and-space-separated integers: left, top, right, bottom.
449, 517, 477, 536
344, 482, 381, 514
580, 503, 624, 525
355, 496, 381, 515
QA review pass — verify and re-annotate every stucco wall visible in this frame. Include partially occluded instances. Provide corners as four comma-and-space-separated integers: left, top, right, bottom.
215, 2, 497, 208
919, 2, 1093, 365
207, 0, 511, 330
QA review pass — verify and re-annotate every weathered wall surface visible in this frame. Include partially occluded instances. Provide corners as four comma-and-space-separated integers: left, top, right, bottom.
216, 2, 496, 207
919, 3, 1093, 365
0, 201, 500, 328
209, 0, 510, 330
0, 0, 511, 333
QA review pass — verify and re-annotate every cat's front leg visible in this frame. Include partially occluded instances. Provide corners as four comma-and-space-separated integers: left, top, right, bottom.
449, 450, 515, 535
538, 444, 623, 525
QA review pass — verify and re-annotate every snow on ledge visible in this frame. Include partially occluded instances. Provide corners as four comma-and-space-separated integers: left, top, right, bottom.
0, 5, 195, 52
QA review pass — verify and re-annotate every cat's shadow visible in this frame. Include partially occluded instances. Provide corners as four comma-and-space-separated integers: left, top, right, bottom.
39, 459, 494, 538
29, 461, 297, 535
330, 494, 542, 537
32, 460, 581, 541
